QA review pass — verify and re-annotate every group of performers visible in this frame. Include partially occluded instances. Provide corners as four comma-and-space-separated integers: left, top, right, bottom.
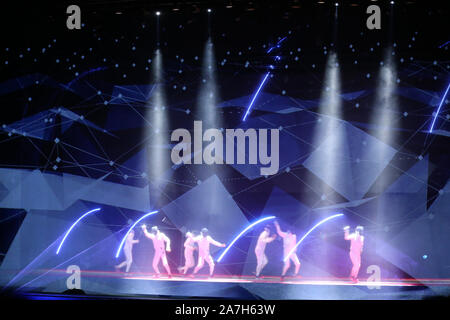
115, 221, 364, 283
116, 226, 225, 278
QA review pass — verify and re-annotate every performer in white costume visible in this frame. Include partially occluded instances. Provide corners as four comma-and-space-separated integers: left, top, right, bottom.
274, 221, 301, 280
254, 226, 276, 278
192, 228, 226, 277
178, 231, 197, 275
344, 225, 364, 283
115, 230, 139, 273
141, 225, 172, 277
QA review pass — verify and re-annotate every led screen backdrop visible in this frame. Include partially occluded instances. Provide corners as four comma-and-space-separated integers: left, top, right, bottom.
0, 1, 449, 299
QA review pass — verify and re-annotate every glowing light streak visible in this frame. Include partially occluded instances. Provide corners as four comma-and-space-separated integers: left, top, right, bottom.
216, 216, 276, 262
284, 214, 344, 261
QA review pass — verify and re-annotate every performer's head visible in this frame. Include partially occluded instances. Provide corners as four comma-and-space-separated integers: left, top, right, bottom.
286, 229, 293, 235
151, 226, 159, 234
264, 226, 270, 234
201, 228, 209, 236
186, 231, 192, 238
129, 230, 135, 237
355, 226, 364, 235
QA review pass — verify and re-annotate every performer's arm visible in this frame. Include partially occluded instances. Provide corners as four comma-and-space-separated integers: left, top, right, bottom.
164, 234, 171, 252
184, 238, 191, 248
141, 225, 154, 239
264, 234, 277, 243
343, 226, 353, 240
208, 236, 226, 247
274, 221, 286, 238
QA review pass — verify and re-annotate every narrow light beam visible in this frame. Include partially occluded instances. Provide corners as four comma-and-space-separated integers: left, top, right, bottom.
277, 36, 287, 45
429, 82, 450, 133
242, 72, 270, 121
56, 208, 101, 254
267, 37, 287, 53
216, 216, 276, 262
438, 41, 450, 49
284, 213, 343, 261
115, 210, 158, 258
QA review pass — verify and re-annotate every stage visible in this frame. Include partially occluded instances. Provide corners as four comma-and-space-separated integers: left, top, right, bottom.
5, 269, 450, 300
1, 0, 449, 303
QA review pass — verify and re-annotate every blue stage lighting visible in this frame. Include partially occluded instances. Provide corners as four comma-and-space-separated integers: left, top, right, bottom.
56, 208, 101, 254
242, 72, 270, 121
429, 82, 450, 133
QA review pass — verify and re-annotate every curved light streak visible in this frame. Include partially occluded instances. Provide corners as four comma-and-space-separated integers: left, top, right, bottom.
216, 216, 275, 262
429, 82, 450, 133
56, 208, 101, 254
115, 210, 158, 258
284, 213, 343, 262
242, 72, 271, 121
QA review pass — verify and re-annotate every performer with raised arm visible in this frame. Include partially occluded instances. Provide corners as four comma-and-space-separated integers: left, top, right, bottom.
178, 231, 198, 275
192, 228, 226, 277
141, 225, 172, 277
344, 225, 364, 283
115, 229, 139, 274
254, 226, 277, 278
274, 220, 301, 280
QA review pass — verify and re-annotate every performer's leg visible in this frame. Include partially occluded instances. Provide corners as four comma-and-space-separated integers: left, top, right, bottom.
152, 251, 161, 274
115, 260, 127, 270
178, 250, 188, 274
255, 251, 263, 276
256, 253, 268, 277
185, 252, 195, 274
348, 252, 354, 278
161, 253, 171, 275
354, 253, 361, 278
206, 255, 215, 276
350, 252, 361, 279
261, 253, 268, 270
291, 254, 301, 275
125, 259, 133, 273
282, 258, 291, 276
193, 256, 205, 274
124, 249, 133, 273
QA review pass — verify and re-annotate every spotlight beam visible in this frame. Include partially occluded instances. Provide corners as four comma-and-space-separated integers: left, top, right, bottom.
242, 72, 271, 121
284, 213, 343, 262
56, 208, 101, 255
429, 82, 450, 133
115, 210, 158, 258
216, 216, 276, 262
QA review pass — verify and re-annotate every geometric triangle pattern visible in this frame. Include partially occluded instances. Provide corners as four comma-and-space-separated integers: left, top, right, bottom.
0, 168, 150, 212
